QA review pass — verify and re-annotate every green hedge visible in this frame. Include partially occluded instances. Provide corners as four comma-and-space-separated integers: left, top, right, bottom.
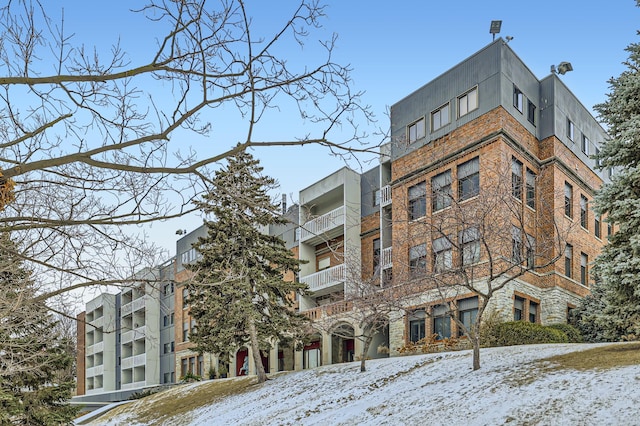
547, 323, 583, 343
482, 321, 570, 347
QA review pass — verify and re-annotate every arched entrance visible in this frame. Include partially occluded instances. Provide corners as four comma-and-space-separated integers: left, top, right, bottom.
331, 322, 355, 364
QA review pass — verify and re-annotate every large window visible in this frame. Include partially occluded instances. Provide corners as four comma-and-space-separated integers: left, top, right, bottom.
526, 169, 536, 209
512, 157, 523, 200
512, 225, 522, 264
458, 297, 478, 336
580, 195, 588, 229
460, 227, 480, 266
432, 304, 451, 339
433, 237, 452, 272
567, 118, 575, 141
564, 182, 573, 218
431, 170, 452, 212
565, 244, 573, 278
431, 103, 450, 131
514, 296, 525, 321
581, 252, 588, 286
409, 243, 427, 278
458, 87, 478, 117
513, 85, 523, 112
581, 134, 590, 155
409, 309, 426, 343
595, 214, 601, 239
408, 117, 425, 143
527, 100, 536, 124
182, 322, 189, 342
529, 301, 538, 323
408, 181, 426, 220
458, 157, 479, 201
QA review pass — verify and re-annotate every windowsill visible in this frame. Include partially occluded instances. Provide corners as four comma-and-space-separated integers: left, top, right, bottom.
459, 194, 480, 204
580, 226, 589, 232
432, 205, 452, 215
525, 204, 536, 212
564, 215, 573, 221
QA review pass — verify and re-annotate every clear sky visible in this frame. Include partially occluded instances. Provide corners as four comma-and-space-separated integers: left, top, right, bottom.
55, 0, 640, 255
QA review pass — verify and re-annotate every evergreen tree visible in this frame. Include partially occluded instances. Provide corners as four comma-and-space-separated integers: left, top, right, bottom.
185, 148, 308, 383
0, 232, 78, 425
585, 32, 640, 341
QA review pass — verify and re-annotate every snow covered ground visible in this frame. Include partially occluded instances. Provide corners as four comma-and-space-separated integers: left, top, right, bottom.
92, 343, 640, 425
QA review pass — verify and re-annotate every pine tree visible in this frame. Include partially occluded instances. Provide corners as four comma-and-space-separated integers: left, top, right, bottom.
585, 35, 640, 341
0, 232, 78, 425
185, 148, 308, 383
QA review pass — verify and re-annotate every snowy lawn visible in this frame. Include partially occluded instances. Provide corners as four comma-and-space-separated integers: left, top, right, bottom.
90, 342, 640, 426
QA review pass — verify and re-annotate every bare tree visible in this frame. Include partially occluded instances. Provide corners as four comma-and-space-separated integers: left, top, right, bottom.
0, 0, 375, 301
393, 154, 575, 370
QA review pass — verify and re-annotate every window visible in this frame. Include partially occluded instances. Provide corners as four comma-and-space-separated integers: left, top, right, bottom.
458, 157, 479, 201
181, 247, 198, 265
527, 100, 536, 124
190, 319, 197, 335
318, 256, 330, 271
408, 117, 425, 143
581, 253, 588, 286
182, 322, 189, 342
514, 296, 525, 321
163, 315, 169, 327
581, 134, 590, 155
513, 85, 523, 112
608, 222, 612, 237
408, 182, 426, 220
163, 342, 171, 354
171, 341, 175, 352
433, 237, 452, 272
564, 182, 573, 218
512, 158, 523, 200
409, 244, 427, 278
512, 226, 522, 264
409, 309, 426, 343
595, 214, 601, 238
181, 358, 188, 378
458, 297, 478, 336
373, 189, 381, 207
431, 170, 452, 212
373, 238, 381, 274
526, 234, 536, 268
565, 244, 573, 278
529, 301, 538, 323
163, 283, 174, 295
567, 118, 575, 141
580, 195, 588, 229
432, 304, 451, 339
182, 288, 189, 308
460, 227, 480, 266
458, 87, 478, 117
431, 103, 450, 131
525, 169, 536, 209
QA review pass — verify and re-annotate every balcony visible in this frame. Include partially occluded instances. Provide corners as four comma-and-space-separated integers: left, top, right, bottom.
121, 380, 147, 391
121, 295, 147, 316
300, 264, 345, 296
381, 185, 392, 207
381, 247, 392, 269
86, 364, 104, 378
302, 300, 353, 320
299, 206, 345, 244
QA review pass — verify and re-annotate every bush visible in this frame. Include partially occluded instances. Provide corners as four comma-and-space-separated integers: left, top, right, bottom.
482, 321, 569, 347
547, 323, 583, 343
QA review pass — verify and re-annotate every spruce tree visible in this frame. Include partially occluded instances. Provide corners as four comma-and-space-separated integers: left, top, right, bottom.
0, 232, 78, 425
585, 35, 640, 341
185, 148, 308, 383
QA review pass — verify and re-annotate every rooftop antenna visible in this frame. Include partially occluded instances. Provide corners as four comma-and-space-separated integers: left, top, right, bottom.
490, 20, 502, 41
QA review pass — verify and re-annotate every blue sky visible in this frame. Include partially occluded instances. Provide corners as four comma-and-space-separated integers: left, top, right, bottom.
55, 1, 640, 253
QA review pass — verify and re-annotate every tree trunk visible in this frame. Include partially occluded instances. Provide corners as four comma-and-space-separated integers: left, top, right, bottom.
360, 334, 374, 373
472, 334, 481, 371
247, 316, 268, 383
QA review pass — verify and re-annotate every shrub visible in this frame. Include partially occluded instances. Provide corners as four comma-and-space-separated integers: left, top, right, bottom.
482, 321, 569, 347
181, 371, 202, 382
547, 323, 583, 343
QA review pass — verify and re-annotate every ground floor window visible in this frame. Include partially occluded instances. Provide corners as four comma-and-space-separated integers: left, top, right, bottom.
408, 309, 426, 342
432, 304, 451, 339
514, 294, 540, 323
458, 296, 479, 336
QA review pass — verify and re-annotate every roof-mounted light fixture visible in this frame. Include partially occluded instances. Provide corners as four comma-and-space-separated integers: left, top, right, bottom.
550, 61, 573, 75
490, 20, 502, 41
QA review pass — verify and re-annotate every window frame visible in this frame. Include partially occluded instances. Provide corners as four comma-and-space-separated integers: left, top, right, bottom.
595, 214, 601, 239
514, 296, 525, 321
567, 118, 575, 141
432, 304, 452, 339
581, 134, 590, 155
580, 195, 588, 229
458, 86, 478, 118
458, 296, 479, 336
580, 252, 588, 286
525, 168, 536, 209
409, 243, 427, 278
565, 244, 573, 278
513, 85, 524, 112
431, 170, 452, 212
460, 227, 480, 266
408, 181, 427, 221
457, 157, 480, 201
527, 100, 536, 125
432, 237, 452, 272
512, 225, 522, 264
407, 117, 425, 143
408, 309, 426, 343
512, 157, 523, 200
431, 102, 451, 132
564, 182, 573, 218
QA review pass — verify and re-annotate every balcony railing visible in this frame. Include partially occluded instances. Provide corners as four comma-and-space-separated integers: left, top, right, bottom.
300, 264, 345, 293
299, 206, 345, 242
122, 295, 147, 316
381, 185, 392, 207
381, 247, 392, 269
302, 300, 353, 320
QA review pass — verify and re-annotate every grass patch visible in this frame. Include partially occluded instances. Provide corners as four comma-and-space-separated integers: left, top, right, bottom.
98, 377, 258, 425
543, 342, 640, 371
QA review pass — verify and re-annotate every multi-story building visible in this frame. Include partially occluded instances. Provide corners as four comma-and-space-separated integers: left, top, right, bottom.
73, 262, 175, 408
